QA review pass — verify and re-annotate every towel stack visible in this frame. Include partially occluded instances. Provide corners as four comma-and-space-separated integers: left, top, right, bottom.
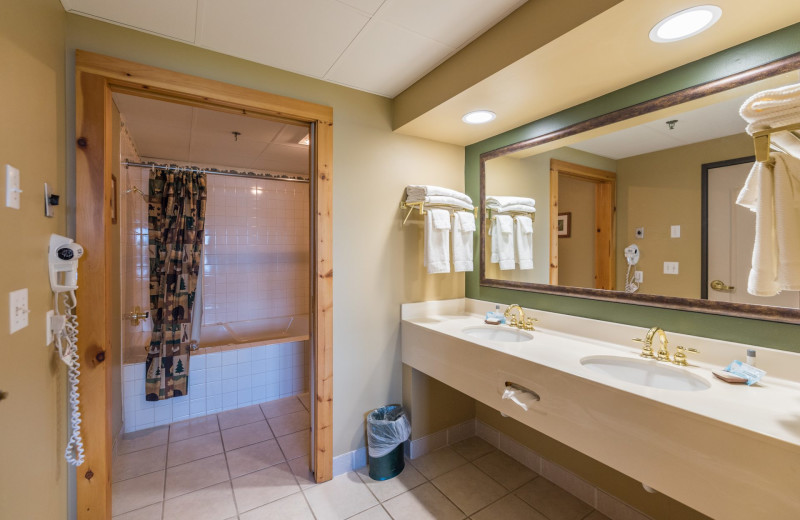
737, 84, 800, 296
408, 185, 476, 274
487, 196, 535, 271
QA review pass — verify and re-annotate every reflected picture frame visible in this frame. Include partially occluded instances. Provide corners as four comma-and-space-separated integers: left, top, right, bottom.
557, 212, 571, 238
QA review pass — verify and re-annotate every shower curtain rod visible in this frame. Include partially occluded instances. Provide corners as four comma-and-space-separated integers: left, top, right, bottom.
122, 160, 310, 183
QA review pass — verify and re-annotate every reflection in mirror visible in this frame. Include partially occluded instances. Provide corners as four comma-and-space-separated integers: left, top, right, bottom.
481, 67, 800, 314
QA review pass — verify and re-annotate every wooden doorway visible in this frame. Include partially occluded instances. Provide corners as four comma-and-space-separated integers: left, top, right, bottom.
549, 159, 616, 289
74, 51, 333, 518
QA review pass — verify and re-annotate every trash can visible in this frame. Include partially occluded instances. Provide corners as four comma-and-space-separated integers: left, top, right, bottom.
367, 404, 411, 481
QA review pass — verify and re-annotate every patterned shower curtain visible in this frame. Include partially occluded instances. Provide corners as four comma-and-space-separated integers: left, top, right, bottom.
145, 167, 207, 401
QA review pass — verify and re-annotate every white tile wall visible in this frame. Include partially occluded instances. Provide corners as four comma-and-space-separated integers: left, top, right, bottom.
123, 340, 309, 432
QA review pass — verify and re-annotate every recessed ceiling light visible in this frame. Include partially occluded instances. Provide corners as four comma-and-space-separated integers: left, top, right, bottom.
462, 110, 496, 124
298, 134, 310, 146
649, 5, 721, 43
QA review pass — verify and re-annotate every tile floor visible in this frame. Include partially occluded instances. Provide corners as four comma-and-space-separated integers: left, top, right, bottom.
113, 398, 612, 520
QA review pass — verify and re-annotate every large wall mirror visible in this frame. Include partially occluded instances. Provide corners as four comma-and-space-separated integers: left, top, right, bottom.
479, 54, 800, 323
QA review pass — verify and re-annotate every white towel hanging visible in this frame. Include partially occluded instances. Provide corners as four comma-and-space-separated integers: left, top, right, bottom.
424, 208, 451, 274
452, 211, 475, 272
514, 215, 534, 270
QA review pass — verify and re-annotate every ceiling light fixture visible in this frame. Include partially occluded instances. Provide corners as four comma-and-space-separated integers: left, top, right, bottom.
649, 5, 721, 43
298, 134, 310, 146
462, 110, 496, 124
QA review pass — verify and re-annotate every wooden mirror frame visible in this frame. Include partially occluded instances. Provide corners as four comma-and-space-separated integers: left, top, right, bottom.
479, 52, 800, 324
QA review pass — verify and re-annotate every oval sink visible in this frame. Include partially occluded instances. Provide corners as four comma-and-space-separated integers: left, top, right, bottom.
462, 326, 533, 342
580, 355, 710, 392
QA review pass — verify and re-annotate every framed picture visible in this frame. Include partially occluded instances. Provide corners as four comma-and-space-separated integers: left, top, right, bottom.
111, 174, 118, 225
557, 212, 571, 238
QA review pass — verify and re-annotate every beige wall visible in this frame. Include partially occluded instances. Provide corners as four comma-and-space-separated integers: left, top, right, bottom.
0, 1, 67, 519
64, 14, 465, 457
558, 175, 595, 288
615, 133, 753, 297
403, 366, 475, 440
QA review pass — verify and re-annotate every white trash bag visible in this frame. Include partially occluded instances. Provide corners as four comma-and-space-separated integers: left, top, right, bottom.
367, 405, 411, 458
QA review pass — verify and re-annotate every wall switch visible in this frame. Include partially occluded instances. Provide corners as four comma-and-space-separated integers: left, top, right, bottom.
663, 262, 679, 275
634, 271, 643, 283
6, 165, 21, 209
9, 288, 29, 333
46, 310, 55, 345
671, 225, 681, 238
635, 227, 644, 239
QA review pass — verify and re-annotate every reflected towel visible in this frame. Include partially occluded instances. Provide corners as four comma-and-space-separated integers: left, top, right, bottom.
406, 185, 472, 205
514, 215, 534, 270
424, 208, 451, 274
490, 204, 536, 214
452, 211, 475, 272
421, 195, 474, 211
491, 215, 515, 270
486, 196, 536, 209
740, 83, 800, 157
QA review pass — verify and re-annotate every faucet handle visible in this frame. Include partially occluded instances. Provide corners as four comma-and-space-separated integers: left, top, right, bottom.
633, 338, 655, 358
672, 346, 699, 366
524, 318, 536, 331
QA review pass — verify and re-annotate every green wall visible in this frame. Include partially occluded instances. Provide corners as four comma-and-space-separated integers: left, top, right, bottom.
465, 24, 800, 352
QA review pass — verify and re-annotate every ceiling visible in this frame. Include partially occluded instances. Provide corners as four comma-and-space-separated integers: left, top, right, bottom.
60, 0, 525, 98
113, 93, 311, 174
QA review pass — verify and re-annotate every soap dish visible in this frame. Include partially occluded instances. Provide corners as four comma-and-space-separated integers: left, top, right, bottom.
484, 318, 501, 325
712, 370, 748, 384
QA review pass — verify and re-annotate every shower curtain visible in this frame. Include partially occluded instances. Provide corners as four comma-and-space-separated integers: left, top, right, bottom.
145, 167, 207, 401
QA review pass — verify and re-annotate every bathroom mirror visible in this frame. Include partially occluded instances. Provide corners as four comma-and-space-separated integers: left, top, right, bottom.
480, 54, 800, 323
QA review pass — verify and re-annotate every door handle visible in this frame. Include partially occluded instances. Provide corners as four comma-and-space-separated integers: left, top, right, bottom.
125, 306, 150, 326
710, 279, 735, 291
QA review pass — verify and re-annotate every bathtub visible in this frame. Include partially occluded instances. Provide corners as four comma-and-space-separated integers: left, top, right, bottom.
122, 314, 310, 432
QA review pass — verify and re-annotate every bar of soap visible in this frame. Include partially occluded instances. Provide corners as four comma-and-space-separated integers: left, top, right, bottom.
712, 370, 748, 384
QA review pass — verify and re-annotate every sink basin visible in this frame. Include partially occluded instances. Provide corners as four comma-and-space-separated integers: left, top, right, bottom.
580, 355, 710, 392
462, 326, 533, 342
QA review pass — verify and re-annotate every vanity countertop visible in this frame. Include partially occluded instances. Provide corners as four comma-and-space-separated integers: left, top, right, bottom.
401, 298, 800, 451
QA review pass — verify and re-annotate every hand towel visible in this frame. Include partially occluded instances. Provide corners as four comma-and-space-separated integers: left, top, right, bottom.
486, 196, 536, 209
491, 215, 515, 270
740, 83, 800, 157
514, 215, 534, 270
736, 153, 800, 295
406, 185, 472, 205
452, 211, 475, 272
424, 208, 450, 274
422, 195, 475, 211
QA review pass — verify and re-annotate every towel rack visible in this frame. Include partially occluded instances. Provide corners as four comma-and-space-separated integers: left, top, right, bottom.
486, 208, 536, 221
752, 122, 800, 162
399, 200, 477, 226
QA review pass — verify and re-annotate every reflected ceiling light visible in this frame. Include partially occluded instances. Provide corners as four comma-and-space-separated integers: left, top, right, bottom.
462, 110, 496, 124
298, 134, 310, 146
649, 5, 721, 43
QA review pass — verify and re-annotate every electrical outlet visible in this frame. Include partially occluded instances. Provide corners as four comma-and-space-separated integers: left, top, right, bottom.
671, 225, 681, 238
634, 271, 643, 283
664, 262, 679, 275
635, 227, 644, 239
9, 288, 29, 333
6, 165, 21, 209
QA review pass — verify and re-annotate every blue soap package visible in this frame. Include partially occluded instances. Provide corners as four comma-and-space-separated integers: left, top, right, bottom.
724, 360, 766, 386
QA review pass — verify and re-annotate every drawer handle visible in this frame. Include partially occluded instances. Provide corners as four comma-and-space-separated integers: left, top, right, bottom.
502, 381, 540, 411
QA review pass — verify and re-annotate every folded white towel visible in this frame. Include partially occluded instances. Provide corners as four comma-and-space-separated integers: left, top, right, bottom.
491, 215, 515, 270
424, 209, 451, 274
420, 195, 475, 212
407, 185, 472, 205
486, 196, 536, 208
514, 216, 534, 270
489, 204, 536, 214
737, 153, 800, 295
452, 212, 474, 272
740, 83, 800, 157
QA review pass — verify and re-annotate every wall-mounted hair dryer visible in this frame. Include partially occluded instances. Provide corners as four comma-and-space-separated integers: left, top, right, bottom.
49, 234, 84, 292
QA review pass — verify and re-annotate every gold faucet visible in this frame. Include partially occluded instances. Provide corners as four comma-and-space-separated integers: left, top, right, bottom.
672, 345, 700, 366
504, 304, 537, 331
633, 326, 669, 360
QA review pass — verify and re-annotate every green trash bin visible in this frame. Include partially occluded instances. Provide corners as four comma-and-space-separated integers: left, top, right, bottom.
367, 405, 411, 481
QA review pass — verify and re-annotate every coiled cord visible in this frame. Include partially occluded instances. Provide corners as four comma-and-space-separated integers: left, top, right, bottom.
625, 263, 639, 294
60, 291, 85, 466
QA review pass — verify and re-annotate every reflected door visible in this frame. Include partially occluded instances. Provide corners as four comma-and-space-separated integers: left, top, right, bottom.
708, 161, 800, 307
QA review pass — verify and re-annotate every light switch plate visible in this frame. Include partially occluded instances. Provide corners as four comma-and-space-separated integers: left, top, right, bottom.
9, 288, 29, 333
46, 310, 54, 345
664, 262, 679, 275
634, 271, 643, 283
671, 225, 681, 238
6, 164, 21, 209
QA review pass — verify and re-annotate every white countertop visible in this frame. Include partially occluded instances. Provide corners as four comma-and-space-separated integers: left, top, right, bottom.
401, 298, 800, 451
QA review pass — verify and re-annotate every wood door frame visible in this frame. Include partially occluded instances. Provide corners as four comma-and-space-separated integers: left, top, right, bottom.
74, 50, 333, 518
549, 159, 616, 289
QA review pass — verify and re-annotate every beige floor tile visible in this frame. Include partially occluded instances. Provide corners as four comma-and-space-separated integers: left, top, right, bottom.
382, 482, 464, 520
449, 436, 495, 462
111, 502, 163, 520
226, 438, 286, 478
114, 444, 168, 482
584, 511, 613, 520
260, 396, 305, 418
473, 450, 536, 491
303, 471, 378, 520
409, 446, 468, 480
167, 431, 224, 467
165, 453, 230, 499
111, 470, 165, 517
170, 415, 220, 443
349, 505, 392, 519
356, 462, 426, 502
288, 455, 316, 489
239, 492, 315, 520
472, 494, 548, 520
218, 404, 266, 430
515, 478, 593, 520
162, 481, 237, 520
118, 426, 169, 455
276, 429, 310, 460
232, 462, 300, 513
432, 463, 506, 516
221, 420, 273, 451
268, 410, 310, 437
298, 392, 311, 411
